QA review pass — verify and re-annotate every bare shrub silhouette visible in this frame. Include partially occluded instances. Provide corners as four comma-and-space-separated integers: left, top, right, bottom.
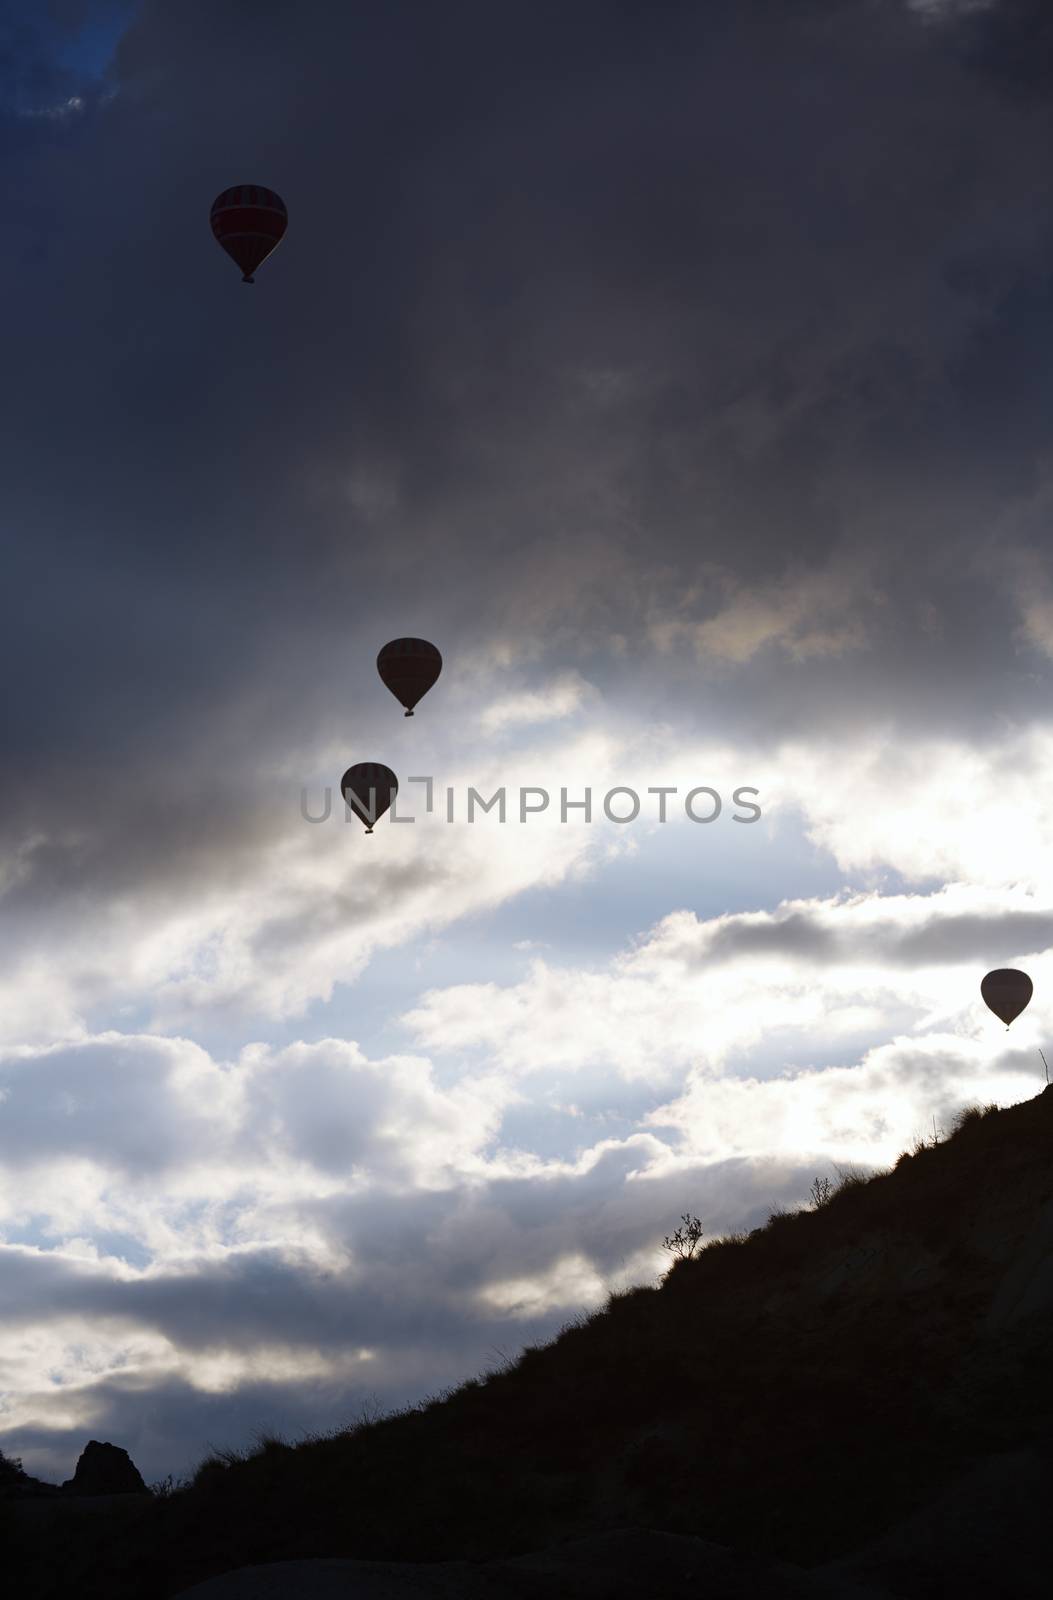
149, 1472, 190, 1499
809, 1174, 834, 1209
662, 1213, 704, 1259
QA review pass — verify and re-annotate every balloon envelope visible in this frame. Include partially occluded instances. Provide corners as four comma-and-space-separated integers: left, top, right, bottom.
210, 185, 287, 282
377, 638, 442, 716
340, 763, 397, 834
981, 968, 1033, 1026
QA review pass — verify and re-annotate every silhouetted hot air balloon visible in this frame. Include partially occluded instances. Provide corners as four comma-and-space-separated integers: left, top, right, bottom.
210, 185, 287, 282
981, 968, 1033, 1028
340, 763, 397, 834
377, 639, 442, 717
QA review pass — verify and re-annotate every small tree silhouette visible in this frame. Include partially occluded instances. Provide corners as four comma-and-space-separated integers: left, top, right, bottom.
0, 1447, 27, 1485
809, 1174, 834, 1209
663, 1213, 705, 1259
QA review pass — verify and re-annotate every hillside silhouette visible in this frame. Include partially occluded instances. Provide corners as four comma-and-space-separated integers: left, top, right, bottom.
5, 1087, 1053, 1597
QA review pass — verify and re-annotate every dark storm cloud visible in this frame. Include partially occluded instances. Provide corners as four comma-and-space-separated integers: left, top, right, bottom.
699, 905, 1053, 968
245, 857, 460, 967
3, 0, 1053, 939
0, 5, 85, 120
891, 910, 1053, 965
957, 0, 1053, 98
706, 911, 841, 964
0, 1141, 806, 1357
0, 1242, 484, 1355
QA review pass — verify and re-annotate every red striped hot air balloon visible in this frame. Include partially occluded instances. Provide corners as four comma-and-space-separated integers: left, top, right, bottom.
340, 763, 398, 834
981, 968, 1033, 1029
377, 639, 442, 717
210, 185, 287, 283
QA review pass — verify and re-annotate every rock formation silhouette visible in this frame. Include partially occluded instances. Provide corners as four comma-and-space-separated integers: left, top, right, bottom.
60, 1440, 148, 1497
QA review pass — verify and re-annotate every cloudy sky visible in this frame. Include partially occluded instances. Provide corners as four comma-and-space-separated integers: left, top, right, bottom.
2, 0, 1053, 1485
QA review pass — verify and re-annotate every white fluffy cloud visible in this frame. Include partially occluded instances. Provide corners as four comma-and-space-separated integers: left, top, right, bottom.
405, 881, 1053, 1084
766, 729, 1053, 888
478, 671, 597, 732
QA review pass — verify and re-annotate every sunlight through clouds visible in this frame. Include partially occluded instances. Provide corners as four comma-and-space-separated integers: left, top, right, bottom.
479, 671, 596, 733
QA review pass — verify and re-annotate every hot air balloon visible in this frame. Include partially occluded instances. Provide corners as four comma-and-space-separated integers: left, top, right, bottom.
210, 186, 287, 283
981, 968, 1033, 1028
377, 639, 442, 717
340, 763, 397, 834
